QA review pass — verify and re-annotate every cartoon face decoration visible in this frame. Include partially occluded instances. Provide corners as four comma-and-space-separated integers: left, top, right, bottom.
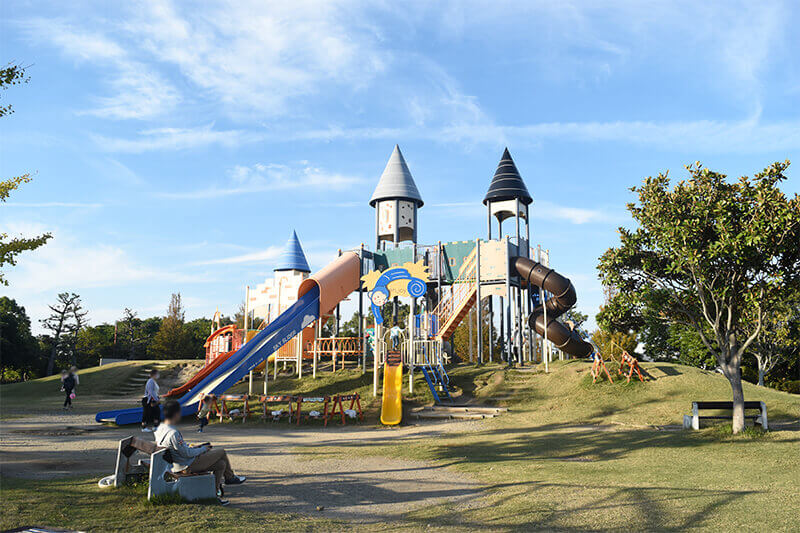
370, 287, 389, 307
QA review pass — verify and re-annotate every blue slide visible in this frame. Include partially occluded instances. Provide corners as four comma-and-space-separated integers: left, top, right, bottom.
96, 286, 320, 425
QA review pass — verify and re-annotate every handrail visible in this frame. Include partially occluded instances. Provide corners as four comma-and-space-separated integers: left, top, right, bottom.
431, 246, 478, 336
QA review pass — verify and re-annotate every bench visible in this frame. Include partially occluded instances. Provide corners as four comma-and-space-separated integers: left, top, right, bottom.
683, 401, 768, 430
106, 436, 216, 502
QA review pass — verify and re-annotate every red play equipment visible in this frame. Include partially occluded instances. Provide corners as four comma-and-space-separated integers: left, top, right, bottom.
591, 353, 614, 383
618, 351, 645, 383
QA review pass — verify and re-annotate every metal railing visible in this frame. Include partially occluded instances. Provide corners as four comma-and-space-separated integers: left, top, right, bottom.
431, 246, 477, 338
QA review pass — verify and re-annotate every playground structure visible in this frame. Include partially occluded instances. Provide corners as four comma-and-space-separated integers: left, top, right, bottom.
96, 145, 600, 427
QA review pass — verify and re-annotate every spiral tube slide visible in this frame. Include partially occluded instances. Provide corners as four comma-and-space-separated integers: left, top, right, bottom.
512, 256, 594, 358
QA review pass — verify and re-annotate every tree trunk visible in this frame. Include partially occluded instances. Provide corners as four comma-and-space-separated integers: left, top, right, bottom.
46, 342, 58, 376
757, 365, 765, 387
728, 371, 746, 433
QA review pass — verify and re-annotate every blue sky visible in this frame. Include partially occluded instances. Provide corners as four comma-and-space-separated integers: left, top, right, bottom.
2, 1, 798, 333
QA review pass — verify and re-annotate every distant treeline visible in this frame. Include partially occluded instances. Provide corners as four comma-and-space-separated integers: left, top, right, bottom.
0, 293, 241, 382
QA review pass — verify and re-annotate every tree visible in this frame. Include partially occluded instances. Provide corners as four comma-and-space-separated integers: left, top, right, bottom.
0, 297, 40, 381
40, 292, 84, 375
76, 324, 116, 368
148, 293, 192, 360
185, 317, 213, 359
118, 308, 147, 359
751, 294, 799, 386
591, 328, 637, 361
0, 64, 51, 285
562, 309, 588, 331
64, 303, 89, 367
598, 161, 800, 433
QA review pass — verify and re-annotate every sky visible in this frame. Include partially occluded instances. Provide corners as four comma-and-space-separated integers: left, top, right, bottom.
1, 0, 798, 334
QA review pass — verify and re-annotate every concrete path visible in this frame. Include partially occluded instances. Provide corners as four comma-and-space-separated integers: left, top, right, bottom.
0, 412, 486, 523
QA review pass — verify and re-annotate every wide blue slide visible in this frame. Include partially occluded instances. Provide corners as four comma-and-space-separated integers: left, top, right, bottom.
96, 286, 320, 425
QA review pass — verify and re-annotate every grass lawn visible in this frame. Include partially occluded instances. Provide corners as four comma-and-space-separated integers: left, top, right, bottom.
1, 359, 798, 531
0, 477, 341, 533
300, 361, 800, 531
0, 361, 190, 417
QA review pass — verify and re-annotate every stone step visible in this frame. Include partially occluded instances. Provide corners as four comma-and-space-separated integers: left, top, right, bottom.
411, 405, 507, 415
410, 412, 496, 420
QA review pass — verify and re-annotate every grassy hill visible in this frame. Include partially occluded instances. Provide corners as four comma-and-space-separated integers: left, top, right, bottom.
0, 361, 193, 417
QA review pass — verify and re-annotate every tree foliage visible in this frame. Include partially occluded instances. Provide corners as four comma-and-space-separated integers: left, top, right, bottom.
598, 161, 800, 432
0, 65, 51, 285
0, 297, 40, 381
149, 293, 193, 359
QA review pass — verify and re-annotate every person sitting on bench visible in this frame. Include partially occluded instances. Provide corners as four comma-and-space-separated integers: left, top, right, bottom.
154, 400, 245, 503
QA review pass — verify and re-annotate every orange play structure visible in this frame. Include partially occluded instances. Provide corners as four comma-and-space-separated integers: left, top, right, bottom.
618, 351, 645, 383
591, 353, 614, 383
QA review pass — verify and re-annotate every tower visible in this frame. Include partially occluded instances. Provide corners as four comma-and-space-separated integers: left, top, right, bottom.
370, 145, 424, 249
274, 230, 311, 274
483, 147, 533, 246
249, 230, 311, 324
483, 148, 534, 365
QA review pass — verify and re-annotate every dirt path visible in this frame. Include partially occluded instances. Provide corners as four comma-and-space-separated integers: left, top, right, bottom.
0, 413, 486, 523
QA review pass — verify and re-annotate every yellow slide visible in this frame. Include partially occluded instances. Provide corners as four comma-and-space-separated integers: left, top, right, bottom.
380, 354, 403, 425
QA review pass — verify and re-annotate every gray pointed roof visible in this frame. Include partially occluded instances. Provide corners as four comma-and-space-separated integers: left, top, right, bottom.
274, 230, 311, 273
483, 148, 533, 206
369, 145, 424, 207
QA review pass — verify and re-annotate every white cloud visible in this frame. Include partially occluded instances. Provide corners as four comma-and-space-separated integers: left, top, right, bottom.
195, 246, 283, 266
21, 18, 180, 120
92, 124, 260, 153
160, 161, 364, 199
2, 223, 197, 293
533, 201, 622, 225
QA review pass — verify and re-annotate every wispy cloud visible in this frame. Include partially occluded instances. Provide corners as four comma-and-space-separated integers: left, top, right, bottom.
194, 246, 283, 266
159, 161, 364, 199
1, 223, 202, 292
533, 201, 623, 225
92, 124, 261, 153
21, 18, 180, 120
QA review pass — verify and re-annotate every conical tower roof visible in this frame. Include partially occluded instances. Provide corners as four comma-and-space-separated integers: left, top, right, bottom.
274, 230, 311, 273
483, 148, 532, 206
369, 145, 424, 207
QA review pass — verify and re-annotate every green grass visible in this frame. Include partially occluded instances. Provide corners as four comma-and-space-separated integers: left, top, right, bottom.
297, 361, 800, 531
3, 359, 799, 531
0, 477, 341, 532
0, 361, 190, 416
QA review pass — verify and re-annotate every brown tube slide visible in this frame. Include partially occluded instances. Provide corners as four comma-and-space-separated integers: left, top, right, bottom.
512, 257, 594, 358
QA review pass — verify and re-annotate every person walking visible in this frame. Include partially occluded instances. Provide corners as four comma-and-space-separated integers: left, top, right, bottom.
61, 370, 76, 410
141, 368, 161, 433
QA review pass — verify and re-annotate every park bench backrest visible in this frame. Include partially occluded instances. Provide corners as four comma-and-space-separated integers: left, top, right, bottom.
693, 401, 764, 410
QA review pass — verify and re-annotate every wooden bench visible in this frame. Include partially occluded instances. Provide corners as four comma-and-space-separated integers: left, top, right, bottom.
108, 436, 216, 502
684, 401, 768, 430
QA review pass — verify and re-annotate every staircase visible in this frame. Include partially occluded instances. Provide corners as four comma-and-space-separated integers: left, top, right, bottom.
112, 362, 171, 397
432, 247, 478, 341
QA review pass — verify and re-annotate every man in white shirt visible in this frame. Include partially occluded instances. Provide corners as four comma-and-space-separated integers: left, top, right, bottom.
142, 369, 160, 433
154, 400, 245, 505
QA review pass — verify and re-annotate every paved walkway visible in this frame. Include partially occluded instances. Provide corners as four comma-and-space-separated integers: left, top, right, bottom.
0, 412, 486, 523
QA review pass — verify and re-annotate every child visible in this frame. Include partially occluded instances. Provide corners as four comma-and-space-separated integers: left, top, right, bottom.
61, 370, 76, 410
197, 395, 214, 433
141, 368, 161, 433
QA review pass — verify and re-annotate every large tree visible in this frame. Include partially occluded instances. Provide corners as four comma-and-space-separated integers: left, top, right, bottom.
0, 64, 51, 285
599, 161, 800, 433
149, 293, 192, 359
0, 297, 40, 381
40, 292, 84, 375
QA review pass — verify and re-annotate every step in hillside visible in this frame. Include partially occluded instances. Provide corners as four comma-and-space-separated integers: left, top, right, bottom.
111, 364, 172, 396
409, 405, 507, 421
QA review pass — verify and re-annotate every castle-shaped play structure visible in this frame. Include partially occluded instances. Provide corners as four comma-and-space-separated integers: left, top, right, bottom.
97, 146, 594, 426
